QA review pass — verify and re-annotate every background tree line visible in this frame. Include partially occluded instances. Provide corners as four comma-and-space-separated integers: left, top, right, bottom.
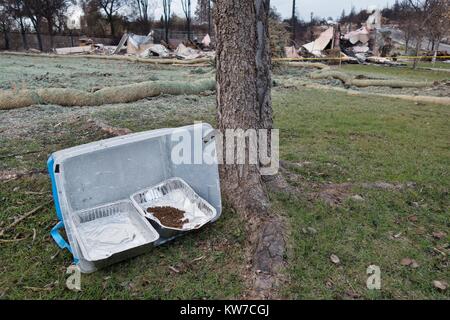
0, 0, 215, 50
1, 0, 448, 54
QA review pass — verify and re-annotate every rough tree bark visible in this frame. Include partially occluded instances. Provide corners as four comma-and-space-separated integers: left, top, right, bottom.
215, 0, 272, 216
215, 2, 285, 297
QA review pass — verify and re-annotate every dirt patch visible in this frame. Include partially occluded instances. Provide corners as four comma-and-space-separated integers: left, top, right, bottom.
87, 119, 132, 137
147, 206, 188, 229
318, 183, 354, 207
361, 181, 416, 190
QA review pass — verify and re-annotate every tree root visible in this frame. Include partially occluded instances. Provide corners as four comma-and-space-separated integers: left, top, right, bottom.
242, 207, 287, 300
0, 79, 215, 109
225, 172, 287, 299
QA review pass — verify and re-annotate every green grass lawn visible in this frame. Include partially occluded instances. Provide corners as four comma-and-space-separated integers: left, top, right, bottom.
0, 61, 448, 299
0, 104, 244, 300
272, 88, 449, 299
406, 61, 450, 70
341, 64, 450, 82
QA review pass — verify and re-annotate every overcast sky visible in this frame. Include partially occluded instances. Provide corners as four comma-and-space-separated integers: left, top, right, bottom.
152, 0, 398, 21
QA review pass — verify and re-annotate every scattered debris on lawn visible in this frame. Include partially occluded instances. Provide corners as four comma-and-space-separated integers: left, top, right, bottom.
330, 254, 341, 265
169, 266, 181, 274
344, 290, 361, 299
400, 258, 419, 268
0, 201, 51, 237
432, 231, 446, 240
350, 194, 364, 202
433, 280, 448, 291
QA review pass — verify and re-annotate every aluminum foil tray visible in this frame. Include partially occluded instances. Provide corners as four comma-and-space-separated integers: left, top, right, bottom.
72, 200, 159, 264
131, 178, 217, 239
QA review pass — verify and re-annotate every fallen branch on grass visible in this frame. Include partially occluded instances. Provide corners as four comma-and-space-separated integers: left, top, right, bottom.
0, 150, 42, 160
0, 79, 215, 109
0, 201, 51, 237
0, 237, 28, 243
0, 169, 48, 182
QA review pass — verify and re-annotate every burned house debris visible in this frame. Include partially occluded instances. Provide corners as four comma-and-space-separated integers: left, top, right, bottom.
52, 31, 215, 61
287, 7, 410, 65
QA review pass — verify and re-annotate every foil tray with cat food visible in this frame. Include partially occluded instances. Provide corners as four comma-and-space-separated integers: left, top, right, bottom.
131, 178, 217, 239
72, 200, 160, 269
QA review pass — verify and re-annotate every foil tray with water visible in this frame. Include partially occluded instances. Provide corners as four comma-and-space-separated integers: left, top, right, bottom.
77, 213, 144, 261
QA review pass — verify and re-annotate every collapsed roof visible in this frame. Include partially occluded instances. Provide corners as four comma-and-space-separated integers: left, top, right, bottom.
343, 27, 370, 45
112, 32, 155, 55
302, 27, 334, 57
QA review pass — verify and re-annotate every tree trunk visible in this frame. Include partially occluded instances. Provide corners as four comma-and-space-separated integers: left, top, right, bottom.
32, 18, 44, 51
404, 35, 409, 54
413, 38, 421, 69
36, 31, 43, 51
187, 0, 192, 41
3, 29, 10, 50
215, 0, 272, 216
47, 17, 54, 49
165, 21, 169, 43
109, 16, 115, 37
19, 19, 29, 50
207, 0, 211, 35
